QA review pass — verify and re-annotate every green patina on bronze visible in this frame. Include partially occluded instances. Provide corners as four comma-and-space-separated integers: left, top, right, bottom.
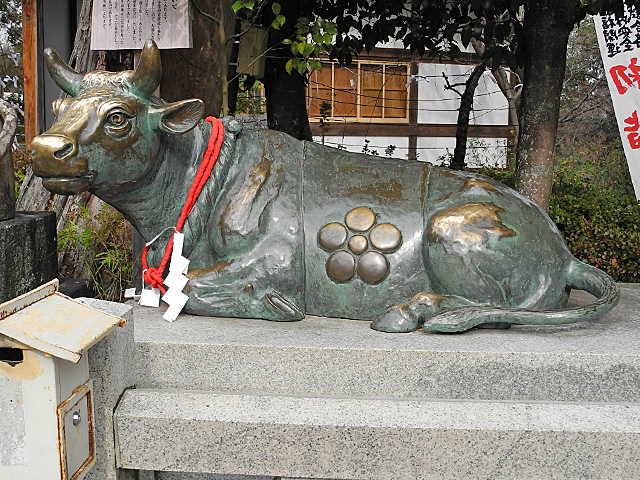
31, 40, 620, 333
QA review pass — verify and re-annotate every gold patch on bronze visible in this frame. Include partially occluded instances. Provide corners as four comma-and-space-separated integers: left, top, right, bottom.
428, 202, 516, 254
369, 223, 402, 252
345, 206, 376, 232
187, 260, 233, 279
318, 222, 348, 251
326, 250, 356, 283
390, 292, 446, 311
220, 157, 271, 238
357, 251, 389, 284
348, 235, 368, 254
345, 179, 408, 203
459, 178, 501, 195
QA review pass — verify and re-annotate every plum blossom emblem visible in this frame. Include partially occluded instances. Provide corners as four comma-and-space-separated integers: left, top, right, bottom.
318, 206, 402, 284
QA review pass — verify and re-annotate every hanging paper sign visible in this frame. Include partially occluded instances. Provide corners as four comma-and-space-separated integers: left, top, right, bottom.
595, 7, 640, 199
91, 0, 191, 50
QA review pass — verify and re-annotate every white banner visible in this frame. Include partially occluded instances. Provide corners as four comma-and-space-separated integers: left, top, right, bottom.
91, 0, 191, 50
595, 7, 640, 199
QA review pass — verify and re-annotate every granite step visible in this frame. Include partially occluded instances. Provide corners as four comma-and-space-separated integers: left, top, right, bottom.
132, 286, 640, 403
114, 388, 640, 480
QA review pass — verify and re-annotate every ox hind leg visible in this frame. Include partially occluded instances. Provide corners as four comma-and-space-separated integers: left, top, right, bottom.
371, 293, 481, 333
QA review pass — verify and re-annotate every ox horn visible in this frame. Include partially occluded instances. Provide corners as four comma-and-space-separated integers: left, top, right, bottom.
130, 39, 162, 98
43, 48, 84, 96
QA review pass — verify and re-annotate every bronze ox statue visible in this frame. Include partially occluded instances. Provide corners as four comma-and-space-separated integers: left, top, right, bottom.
32, 40, 619, 333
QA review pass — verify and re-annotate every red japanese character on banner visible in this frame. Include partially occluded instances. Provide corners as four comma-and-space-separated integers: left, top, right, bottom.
610, 57, 640, 94
624, 110, 640, 148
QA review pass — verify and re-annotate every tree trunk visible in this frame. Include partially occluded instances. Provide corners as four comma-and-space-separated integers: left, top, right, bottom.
451, 60, 489, 170
514, 1, 579, 210
263, 0, 313, 140
160, 0, 235, 116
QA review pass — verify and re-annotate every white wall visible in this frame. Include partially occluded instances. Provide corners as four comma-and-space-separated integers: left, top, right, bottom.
313, 136, 410, 159
417, 63, 509, 126
313, 135, 507, 167
416, 136, 508, 167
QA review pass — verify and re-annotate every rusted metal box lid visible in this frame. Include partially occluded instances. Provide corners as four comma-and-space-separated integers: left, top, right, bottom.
0, 279, 125, 363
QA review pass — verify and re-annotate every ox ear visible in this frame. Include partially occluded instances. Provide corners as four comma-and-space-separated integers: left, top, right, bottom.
153, 99, 205, 134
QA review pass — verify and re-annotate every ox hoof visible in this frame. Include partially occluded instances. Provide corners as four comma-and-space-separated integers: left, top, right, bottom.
371, 308, 420, 333
265, 292, 304, 321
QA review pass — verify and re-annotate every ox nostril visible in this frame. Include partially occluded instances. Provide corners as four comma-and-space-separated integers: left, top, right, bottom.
54, 143, 74, 160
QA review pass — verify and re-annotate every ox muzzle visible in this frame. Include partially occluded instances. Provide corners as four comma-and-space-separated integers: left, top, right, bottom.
32, 133, 93, 194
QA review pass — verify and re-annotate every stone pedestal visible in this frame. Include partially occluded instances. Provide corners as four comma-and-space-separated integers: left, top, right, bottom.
113, 286, 640, 480
77, 298, 136, 480
0, 211, 57, 303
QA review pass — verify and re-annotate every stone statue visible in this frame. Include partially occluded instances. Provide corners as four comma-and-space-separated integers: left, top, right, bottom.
32, 40, 619, 333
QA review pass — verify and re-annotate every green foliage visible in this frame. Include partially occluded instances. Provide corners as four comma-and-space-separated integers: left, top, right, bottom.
557, 18, 618, 158
58, 204, 134, 302
318, 100, 331, 119
236, 75, 266, 114
436, 138, 508, 170
12, 148, 31, 196
481, 154, 640, 282
548, 156, 640, 282
0, 0, 22, 47
232, 1, 337, 76
231, 0, 640, 80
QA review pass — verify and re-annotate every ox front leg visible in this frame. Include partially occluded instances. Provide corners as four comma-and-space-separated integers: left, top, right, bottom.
185, 260, 304, 322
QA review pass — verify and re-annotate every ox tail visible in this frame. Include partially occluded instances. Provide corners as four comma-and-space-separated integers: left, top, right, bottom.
422, 260, 620, 333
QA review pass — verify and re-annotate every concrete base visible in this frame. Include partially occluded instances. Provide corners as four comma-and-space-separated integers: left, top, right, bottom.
112, 286, 640, 480
116, 390, 640, 480
0, 211, 57, 303
77, 299, 136, 480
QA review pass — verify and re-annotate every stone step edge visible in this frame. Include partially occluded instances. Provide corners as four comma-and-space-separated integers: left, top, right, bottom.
115, 388, 640, 478
133, 339, 640, 403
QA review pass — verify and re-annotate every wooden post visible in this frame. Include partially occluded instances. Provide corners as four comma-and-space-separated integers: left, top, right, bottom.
22, 0, 39, 150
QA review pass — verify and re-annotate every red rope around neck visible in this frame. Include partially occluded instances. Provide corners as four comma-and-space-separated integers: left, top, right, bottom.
141, 116, 224, 294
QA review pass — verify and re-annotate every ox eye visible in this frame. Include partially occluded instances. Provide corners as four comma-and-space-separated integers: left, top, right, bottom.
106, 111, 130, 128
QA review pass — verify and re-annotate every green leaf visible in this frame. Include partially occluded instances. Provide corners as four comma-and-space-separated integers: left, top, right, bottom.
231, 0, 246, 13
302, 43, 315, 57
282, 38, 292, 44
296, 61, 307, 75
271, 2, 281, 15
309, 59, 322, 71
326, 22, 338, 36
285, 58, 293, 74
276, 14, 286, 26
298, 42, 307, 54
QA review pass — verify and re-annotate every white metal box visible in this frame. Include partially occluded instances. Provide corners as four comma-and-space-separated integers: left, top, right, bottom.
0, 280, 124, 480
